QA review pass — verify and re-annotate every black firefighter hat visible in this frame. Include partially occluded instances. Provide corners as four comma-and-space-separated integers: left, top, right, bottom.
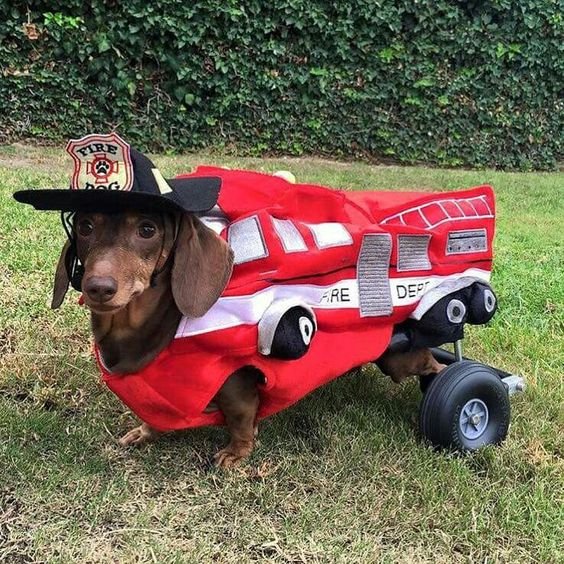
13, 133, 221, 214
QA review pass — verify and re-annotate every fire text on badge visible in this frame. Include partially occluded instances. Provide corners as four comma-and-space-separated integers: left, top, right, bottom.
66, 133, 134, 191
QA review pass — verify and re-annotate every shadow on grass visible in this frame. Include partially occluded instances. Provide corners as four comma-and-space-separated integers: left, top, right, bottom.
2, 358, 427, 483
128, 365, 424, 476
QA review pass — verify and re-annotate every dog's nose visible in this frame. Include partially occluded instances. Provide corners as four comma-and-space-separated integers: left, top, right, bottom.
83, 276, 118, 303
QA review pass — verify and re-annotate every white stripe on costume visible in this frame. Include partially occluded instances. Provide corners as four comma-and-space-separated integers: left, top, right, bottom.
175, 268, 491, 338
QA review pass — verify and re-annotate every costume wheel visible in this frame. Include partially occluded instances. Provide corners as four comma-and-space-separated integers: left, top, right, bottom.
270, 307, 316, 360
419, 361, 510, 452
467, 282, 497, 324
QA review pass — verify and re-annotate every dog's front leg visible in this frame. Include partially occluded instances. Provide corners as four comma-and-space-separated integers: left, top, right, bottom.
377, 348, 446, 383
213, 368, 260, 468
118, 422, 162, 447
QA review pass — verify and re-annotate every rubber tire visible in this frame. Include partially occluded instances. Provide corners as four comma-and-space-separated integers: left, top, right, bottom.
419, 361, 510, 452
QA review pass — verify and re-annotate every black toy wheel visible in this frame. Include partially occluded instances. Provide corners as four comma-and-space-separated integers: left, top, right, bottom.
467, 282, 497, 324
419, 361, 510, 451
270, 307, 315, 360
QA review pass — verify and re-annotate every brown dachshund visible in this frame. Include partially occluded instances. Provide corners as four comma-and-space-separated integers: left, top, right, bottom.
52, 210, 444, 467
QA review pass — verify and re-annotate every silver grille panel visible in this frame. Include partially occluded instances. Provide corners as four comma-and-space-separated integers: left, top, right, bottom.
446, 229, 487, 255
397, 235, 432, 271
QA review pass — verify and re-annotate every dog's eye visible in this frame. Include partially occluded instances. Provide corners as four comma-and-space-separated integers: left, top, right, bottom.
138, 222, 157, 239
77, 219, 94, 237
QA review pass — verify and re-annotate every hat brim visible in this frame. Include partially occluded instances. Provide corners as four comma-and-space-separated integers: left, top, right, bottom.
13, 177, 221, 214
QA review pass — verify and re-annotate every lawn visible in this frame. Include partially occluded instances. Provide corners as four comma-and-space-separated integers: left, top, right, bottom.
0, 144, 562, 563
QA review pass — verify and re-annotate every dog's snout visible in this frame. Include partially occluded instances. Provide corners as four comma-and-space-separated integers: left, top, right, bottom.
84, 276, 118, 303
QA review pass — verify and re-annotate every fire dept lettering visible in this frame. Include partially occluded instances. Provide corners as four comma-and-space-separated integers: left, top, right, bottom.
320, 287, 351, 304
395, 281, 431, 300
66, 133, 134, 192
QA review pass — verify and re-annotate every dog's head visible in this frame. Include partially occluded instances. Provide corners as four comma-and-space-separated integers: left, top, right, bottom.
52, 211, 233, 318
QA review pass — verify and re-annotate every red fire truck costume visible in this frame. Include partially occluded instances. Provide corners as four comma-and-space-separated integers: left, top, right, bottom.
97, 166, 496, 432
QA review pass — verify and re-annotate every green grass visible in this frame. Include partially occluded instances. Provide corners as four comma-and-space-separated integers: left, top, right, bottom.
1, 145, 563, 563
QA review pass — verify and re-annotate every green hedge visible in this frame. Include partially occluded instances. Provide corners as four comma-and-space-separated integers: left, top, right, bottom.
1, 1, 562, 169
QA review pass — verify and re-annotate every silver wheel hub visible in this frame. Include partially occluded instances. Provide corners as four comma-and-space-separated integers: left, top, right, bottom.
447, 299, 466, 324
459, 398, 489, 439
484, 288, 496, 313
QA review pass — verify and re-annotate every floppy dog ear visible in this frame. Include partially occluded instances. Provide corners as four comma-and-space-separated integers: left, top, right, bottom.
52, 240, 71, 309
172, 214, 234, 318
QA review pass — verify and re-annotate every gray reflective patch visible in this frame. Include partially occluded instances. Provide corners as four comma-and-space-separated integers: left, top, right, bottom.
271, 217, 307, 253
228, 215, 268, 264
198, 205, 229, 234
446, 229, 487, 255
357, 233, 393, 317
397, 235, 431, 271
307, 222, 353, 249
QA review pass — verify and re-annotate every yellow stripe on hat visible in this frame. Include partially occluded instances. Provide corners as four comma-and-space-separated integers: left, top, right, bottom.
152, 168, 173, 194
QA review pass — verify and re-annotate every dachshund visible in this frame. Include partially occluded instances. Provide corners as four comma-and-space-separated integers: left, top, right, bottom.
51, 209, 444, 467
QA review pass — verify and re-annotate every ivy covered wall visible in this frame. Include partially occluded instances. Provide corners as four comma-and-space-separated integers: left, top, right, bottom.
1, 1, 562, 169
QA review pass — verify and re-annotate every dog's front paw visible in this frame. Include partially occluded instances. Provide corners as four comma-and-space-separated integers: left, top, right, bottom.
213, 442, 253, 468
118, 423, 160, 447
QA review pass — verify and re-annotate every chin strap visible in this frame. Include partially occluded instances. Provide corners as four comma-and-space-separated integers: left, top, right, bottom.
149, 213, 180, 288
61, 211, 84, 291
